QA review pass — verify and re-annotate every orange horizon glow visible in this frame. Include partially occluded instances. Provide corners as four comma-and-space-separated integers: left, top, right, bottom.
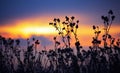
0, 15, 120, 47
0, 14, 91, 38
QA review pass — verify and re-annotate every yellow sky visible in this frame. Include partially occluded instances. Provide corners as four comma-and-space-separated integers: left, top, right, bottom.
0, 15, 120, 46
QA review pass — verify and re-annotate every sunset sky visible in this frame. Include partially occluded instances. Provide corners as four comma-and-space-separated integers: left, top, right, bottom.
0, 0, 120, 49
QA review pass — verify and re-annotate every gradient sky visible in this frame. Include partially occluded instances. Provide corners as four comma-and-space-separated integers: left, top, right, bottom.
0, 0, 120, 24
0, 0, 120, 49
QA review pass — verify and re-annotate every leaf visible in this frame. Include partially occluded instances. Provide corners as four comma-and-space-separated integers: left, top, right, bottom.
75, 41, 80, 46
28, 44, 34, 52
68, 31, 70, 33
77, 20, 79, 23
59, 32, 61, 35
112, 16, 115, 21
101, 16, 105, 20
49, 23, 53, 25
71, 16, 75, 20
94, 31, 97, 34
108, 10, 113, 15
67, 36, 70, 39
62, 22, 65, 24
35, 40, 40, 44
70, 23, 73, 27
71, 29, 74, 32
62, 27, 65, 30
54, 23, 56, 26
97, 40, 101, 44
104, 16, 109, 22
70, 23, 75, 27
53, 37, 56, 40
56, 41, 60, 45
79, 46, 82, 48
89, 46, 92, 49
65, 16, 69, 21
98, 31, 101, 34
76, 25, 78, 29
73, 23, 75, 26
111, 38, 115, 44
57, 18, 60, 22
32, 38, 35, 41
93, 25, 96, 30
54, 18, 57, 22
16, 39, 20, 45
108, 34, 111, 39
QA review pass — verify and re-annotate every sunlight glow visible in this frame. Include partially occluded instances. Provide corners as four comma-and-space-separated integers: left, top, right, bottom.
0, 25, 57, 38
0, 17, 58, 38
0, 15, 119, 42
22, 26, 57, 35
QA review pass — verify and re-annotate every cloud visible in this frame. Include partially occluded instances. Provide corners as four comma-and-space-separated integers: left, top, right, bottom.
31, 35, 53, 46
12, 35, 54, 50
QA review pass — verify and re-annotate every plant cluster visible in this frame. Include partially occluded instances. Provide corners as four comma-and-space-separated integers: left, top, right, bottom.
0, 10, 120, 73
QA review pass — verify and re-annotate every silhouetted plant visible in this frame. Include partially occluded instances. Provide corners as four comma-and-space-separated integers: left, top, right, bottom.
91, 25, 101, 50
0, 10, 120, 73
53, 37, 60, 50
116, 38, 120, 47
49, 16, 82, 52
101, 10, 115, 47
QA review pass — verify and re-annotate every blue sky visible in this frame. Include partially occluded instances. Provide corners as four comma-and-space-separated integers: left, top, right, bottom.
0, 0, 120, 25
